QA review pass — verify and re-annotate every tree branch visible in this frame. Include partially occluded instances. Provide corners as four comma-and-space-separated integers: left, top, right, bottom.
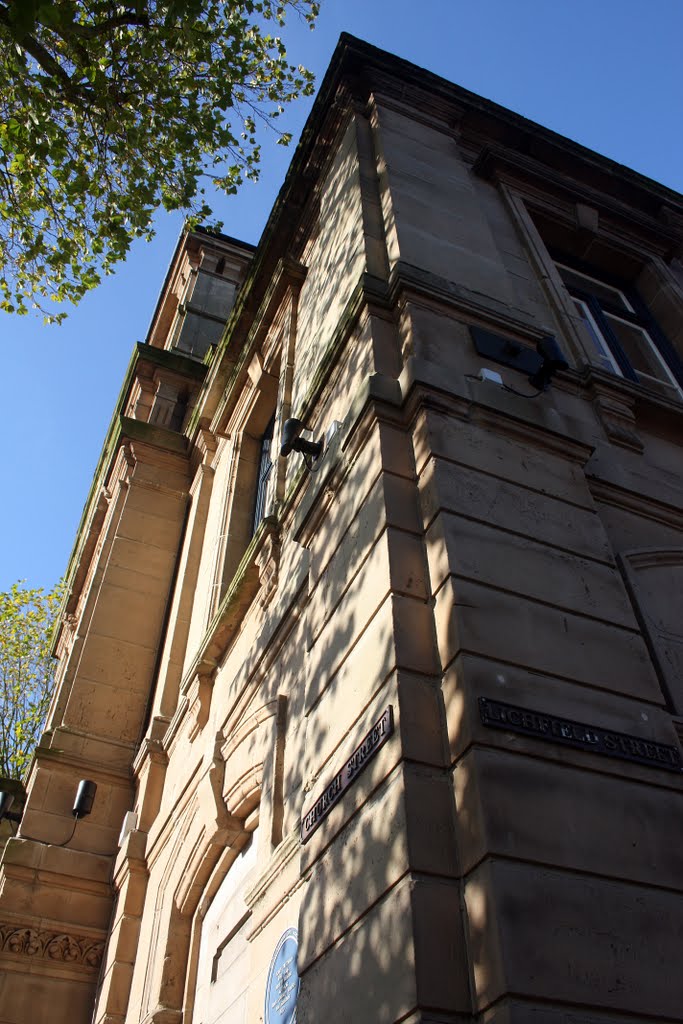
58, 11, 151, 39
0, 7, 76, 97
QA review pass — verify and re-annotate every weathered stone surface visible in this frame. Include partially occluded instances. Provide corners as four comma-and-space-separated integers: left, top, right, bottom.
298, 874, 418, 1024
4, 35, 683, 1024
454, 746, 683, 885
466, 859, 683, 1018
426, 513, 636, 628
434, 574, 661, 699
420, 457, 613, 562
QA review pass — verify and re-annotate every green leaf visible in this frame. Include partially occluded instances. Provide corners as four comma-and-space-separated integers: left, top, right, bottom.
0, 580, 63, 779
0, 0, 319, 323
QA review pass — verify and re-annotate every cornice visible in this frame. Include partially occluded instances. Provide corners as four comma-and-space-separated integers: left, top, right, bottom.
386, 260, 552, 340
119, 416, 190, 456
473, 145, 682, 258
588, 478, 683, 532
133, 341, 208, 381
333, 34, 682, 213
620, 547, 683, 571
186, 32, 681, 470
579, 365, 683, 439
31, 738, 133, 786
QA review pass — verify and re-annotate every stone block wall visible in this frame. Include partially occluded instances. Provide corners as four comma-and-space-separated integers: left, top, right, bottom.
2, 36, 682, 1024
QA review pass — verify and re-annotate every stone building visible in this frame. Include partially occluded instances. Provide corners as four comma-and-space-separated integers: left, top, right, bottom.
1, 33, 683, 1024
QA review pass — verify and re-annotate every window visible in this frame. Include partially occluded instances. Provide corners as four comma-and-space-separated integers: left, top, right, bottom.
205, 377, 279, 620
251, 416, 275, 536
172, 270, 238, 360
557, 263, 683, 398
172, 309, 225, 359
192, 828, 259, 1024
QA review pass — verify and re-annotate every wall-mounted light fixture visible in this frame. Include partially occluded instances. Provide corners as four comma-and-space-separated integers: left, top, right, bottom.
72, 780, 97, 819
0, 791, 21, 824
0, 779, 97, 846
469, 326, 568, 395
528, 336, 569, 391
280, 418, 323, 471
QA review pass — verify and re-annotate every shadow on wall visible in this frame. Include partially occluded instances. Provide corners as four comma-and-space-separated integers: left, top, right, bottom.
291, 590, 475, 1016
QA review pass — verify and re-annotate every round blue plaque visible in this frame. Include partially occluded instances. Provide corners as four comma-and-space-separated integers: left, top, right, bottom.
264, 927, 299, 1024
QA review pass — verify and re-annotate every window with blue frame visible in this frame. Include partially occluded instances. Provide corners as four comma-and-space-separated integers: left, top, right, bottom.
557, 262, 683, 399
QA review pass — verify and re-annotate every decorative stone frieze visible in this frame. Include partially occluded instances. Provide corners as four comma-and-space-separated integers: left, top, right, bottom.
0, 922, 104, 970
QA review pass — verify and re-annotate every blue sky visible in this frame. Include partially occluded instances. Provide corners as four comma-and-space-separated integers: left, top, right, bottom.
2, 0, 682, 593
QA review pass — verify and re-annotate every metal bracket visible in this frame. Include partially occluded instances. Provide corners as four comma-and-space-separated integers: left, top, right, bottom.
470, 325, 544, 377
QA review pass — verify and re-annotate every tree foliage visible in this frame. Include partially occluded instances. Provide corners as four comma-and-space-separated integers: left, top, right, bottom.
0, 581, 62, 780
0, 0, 318, 321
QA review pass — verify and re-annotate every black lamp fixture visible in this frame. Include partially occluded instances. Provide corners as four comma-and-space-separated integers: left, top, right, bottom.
528, 336, 569, 391
0, 791, 22, 824
72, 779, 97, 819
280, 418, 323, 469
469, 326, 569, 394
0, 779, 97, 844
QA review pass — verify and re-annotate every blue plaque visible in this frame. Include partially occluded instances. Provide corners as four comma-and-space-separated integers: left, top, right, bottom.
264, 927, 299, 1024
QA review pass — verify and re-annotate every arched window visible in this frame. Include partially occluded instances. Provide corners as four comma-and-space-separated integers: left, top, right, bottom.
192, 828, 260, 1024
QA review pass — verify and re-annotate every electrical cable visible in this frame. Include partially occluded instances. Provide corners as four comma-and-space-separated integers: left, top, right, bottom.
5, 817, 79, 848
54, 817, 79, 848
502, 383, 544, 399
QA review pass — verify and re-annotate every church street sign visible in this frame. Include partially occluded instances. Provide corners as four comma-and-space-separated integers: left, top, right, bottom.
300, 706, 394, 843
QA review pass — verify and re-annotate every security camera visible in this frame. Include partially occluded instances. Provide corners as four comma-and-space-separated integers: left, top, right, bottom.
280, 419, 323, 461
528, 336, 568, 391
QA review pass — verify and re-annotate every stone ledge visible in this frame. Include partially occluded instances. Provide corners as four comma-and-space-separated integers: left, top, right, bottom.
119, 416, 189, 455
133, 342, 208, 381
1, 837, 112, 884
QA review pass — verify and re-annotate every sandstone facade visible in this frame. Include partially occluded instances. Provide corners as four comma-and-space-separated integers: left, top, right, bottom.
1, 35, 682, 1024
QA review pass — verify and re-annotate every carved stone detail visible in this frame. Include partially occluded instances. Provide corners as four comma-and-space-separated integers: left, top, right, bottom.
255, 528, 281, 608
187, 672, 214, 741
196, 424, 218, 465
0, 923, 104, 969
592, 393, 643, 452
